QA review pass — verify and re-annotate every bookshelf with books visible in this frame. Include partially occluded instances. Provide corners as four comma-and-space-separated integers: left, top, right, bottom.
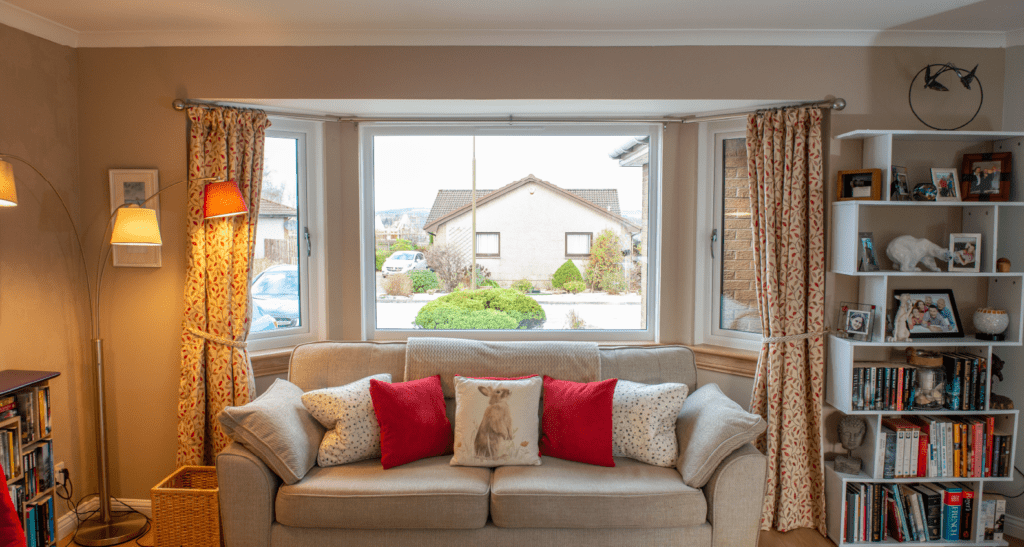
826, 130, 1024, 547
0, 370, 59, 547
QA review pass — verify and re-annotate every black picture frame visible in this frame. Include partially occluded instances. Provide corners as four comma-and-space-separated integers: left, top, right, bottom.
892, 289, 963, 339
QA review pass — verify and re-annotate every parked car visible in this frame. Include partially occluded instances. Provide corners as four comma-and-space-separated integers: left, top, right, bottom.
381, 251, 427, 278
250, 264, 300, 328
250, 300, 278, 333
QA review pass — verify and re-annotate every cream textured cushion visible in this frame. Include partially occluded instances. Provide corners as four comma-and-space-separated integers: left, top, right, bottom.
218, 378, 325, 485
301, 373, 391, 467
612, 380, 688, 467
450, 376, 542, 467
675, 383, 766, 488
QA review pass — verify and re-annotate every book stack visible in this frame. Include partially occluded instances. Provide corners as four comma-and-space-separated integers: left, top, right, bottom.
852, 355, 990, 412
843, 482, 991, 542
941, 353, 989, 411
877, 416, 1012, 479
1, 425, 20, 480
0, 395, 17, 420
21, 440, 53, 500
24, 496, 54, 547
8, 484, 25, 527
980, 492, 1006, 541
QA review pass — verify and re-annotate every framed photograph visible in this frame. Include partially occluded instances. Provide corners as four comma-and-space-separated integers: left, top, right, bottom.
890, 165, 911, 201
837, 169, 882, 201
109, 169, 161, 268
930, 168, 960, 201
858, 232, 881, 272
892, 289, 963, 339
949, 233, 981, 272
837, 302, 875, 341
961, 152, 1012, 202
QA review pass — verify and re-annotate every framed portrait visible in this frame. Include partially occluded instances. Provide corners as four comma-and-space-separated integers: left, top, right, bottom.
930, 168, 960, 201
890, 165, 911, 202
949, 233, 981, 273
858, 232, 880, 272
960, 152, 1012, 201
837, 168, 882, 201
109, 169, 161, 267
892, 289, 963, 339
837, 301, 875, 341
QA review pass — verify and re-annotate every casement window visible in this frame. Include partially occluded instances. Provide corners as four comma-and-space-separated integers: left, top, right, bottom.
695, 119, 762, 351
247, 118, 325, 350
361, 124, 661, 341
476, 232, 500, 257
565, 232, 592, 257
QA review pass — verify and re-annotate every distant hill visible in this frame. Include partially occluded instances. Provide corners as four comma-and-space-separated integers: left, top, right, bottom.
621, 210, 642, 224
376, 207, 431, 230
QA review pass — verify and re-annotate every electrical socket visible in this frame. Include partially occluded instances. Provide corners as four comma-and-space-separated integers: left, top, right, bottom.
54, 462, 66, 487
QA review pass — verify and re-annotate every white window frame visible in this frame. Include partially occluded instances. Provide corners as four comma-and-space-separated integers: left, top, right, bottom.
247, 117, 326, 351
475, 232, 501, 258
359, 123, 662, 342
695, 119, 761, 351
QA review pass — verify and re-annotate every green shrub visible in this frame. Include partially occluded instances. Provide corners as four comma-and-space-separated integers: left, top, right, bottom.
564, 280, 586, 294
563, 309, 588, 329
409, 269, 439, 293
390, 239, 415, 251
375, 249, 394, 271
383, 273, 413, 296
602, 267, 627, 295
414, 288, 546, 330
587, 229, 624, 291
551, 260, 583, 289
511, 279, 533, 293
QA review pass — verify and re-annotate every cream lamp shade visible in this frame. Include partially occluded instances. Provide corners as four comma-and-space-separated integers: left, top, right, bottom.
110, 205, 162, 246
0, 159, 17, 206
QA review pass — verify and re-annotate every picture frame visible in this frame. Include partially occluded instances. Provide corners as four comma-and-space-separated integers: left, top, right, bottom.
930, 168, 960, 201
837, 169, 882, 201
949, 233, 981, 273
892, 289, 963, 339
857, 232, 880, 272
960, 152, 1012, 202
109, 169, 161, 268
890, 165, 911, 201
837, 302, 875, 342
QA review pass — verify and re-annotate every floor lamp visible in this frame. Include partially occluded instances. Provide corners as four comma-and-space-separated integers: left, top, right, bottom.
0, 155, 248, 545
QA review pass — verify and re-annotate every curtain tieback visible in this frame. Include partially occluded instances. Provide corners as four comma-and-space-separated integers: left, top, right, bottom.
186, 326, 248, 349
761, 331, 829, 344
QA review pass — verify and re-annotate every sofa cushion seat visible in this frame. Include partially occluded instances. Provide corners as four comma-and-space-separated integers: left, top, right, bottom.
490, 457, 707, 529
275, 456, 491, 529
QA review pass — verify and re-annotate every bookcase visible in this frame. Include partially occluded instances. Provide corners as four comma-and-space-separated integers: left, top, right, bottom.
1, 370, 59, 547
825, 130, 1024, 546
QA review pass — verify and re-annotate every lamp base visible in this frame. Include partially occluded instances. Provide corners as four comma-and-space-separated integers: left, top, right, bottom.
75, 512, 148, 546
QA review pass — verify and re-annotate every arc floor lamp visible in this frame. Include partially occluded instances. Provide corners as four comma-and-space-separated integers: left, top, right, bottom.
0, 154, 247, 545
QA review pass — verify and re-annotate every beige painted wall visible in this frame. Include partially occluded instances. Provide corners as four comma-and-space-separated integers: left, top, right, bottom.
0, 25, 95, 514
47, 42, 1005, 502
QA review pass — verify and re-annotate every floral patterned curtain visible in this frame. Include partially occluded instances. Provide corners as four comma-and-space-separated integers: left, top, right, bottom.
746, 107, 826, 534
176, 106, 271, 466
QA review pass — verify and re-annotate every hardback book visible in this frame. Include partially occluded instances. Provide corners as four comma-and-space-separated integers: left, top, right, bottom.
941, 486, 963, 541
871, 482, 883, 541
879, 426, 898, 479
846, 484, 857, 542
852, 367, 863, 411
987, 492, 1006, 540
891, 484, 911, 542
901, 486, 926, 542
910, 484, 942, 541
985, 416, 996, 477
957, 483, 975, 540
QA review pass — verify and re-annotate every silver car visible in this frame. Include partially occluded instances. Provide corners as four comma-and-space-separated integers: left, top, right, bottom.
381, 251, 427, 278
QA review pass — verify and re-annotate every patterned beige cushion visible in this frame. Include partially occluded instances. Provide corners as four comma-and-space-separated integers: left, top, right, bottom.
450, 376, 542, 467
612, 380, 688, 467
301, 374, 391, 467
218, 378, 325, 485
674, 383, 766, 488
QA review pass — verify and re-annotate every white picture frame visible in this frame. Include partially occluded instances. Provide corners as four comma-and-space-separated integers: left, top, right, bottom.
109, 169, 161, 267
931, 168, 960, 202
949, 232, 981, 273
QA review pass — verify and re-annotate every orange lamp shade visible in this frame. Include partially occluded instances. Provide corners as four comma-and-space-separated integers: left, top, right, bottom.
204, 180, 248, 219
0, 159, 17, 207
111, 206, 162, 246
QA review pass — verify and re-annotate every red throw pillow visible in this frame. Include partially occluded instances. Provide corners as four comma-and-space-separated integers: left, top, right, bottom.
0, 469, 26, 547
540, 376, 618, 467
370, 375, 452, 469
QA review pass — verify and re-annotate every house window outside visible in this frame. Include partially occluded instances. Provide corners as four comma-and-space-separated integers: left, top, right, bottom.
361, 124, 661, 340
476, 232, 500, 257
565, 232, 592, 257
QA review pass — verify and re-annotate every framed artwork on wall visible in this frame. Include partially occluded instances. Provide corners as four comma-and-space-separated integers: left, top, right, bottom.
960, 152, 1012, 201
109, 169, 161, 267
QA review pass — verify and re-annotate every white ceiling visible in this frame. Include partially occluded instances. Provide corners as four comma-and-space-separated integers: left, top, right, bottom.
2, 0, 1022, 48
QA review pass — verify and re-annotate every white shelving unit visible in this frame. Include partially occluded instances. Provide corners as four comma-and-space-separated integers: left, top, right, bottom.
826, 130, 1024, 546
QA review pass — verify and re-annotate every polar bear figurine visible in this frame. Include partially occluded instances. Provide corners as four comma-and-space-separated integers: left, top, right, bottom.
885, 235, 953, 272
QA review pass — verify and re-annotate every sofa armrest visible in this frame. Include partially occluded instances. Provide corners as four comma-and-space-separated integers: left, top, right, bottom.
703, 443, 766, 547
217, 442, 281, 547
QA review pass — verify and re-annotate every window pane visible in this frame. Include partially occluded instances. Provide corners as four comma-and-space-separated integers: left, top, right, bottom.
252, 136, 301, 332
719, 137, 760, 334
372, 134, 649, 331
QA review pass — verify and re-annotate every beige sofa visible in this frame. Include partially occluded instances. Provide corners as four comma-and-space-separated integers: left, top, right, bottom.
217, 341, 767, 547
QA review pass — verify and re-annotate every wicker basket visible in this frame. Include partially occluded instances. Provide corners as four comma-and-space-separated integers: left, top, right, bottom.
151, 466, 221, 547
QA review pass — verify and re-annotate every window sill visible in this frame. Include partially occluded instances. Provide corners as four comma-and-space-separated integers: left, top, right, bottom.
687, 344, 759, 378
250, 347, 294, 377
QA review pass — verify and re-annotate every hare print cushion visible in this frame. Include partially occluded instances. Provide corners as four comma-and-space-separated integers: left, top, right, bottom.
450, 375, 542, 467
611, 380, 689, 467
301, 373, 391, 467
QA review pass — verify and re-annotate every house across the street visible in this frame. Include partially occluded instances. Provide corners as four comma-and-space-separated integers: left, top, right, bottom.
423, 174, 641, 287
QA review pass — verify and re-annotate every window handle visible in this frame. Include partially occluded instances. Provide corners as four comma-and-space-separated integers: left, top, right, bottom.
710, 228, 718, 259
304, 227, 312, 257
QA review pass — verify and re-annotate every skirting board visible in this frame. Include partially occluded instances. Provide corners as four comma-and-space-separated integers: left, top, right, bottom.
57, 498, 152, 543
1005, 514, 1024, 542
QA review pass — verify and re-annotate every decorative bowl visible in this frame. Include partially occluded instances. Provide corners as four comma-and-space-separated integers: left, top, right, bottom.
912, 182, 937, 201
973, 308, 1009, 340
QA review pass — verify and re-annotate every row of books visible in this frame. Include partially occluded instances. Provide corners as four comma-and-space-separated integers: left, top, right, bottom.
0, 386, 52, 445
22, 440, 53, 500
941, 352, 990, 412
879, 417, 1012, 479
24, 496, 55, 547
852, 356, 989, 412
1, 427, 20, 480
844, 482, 1006, 543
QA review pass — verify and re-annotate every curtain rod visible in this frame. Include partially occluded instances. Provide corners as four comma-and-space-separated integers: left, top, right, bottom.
172, 97, 845, 125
